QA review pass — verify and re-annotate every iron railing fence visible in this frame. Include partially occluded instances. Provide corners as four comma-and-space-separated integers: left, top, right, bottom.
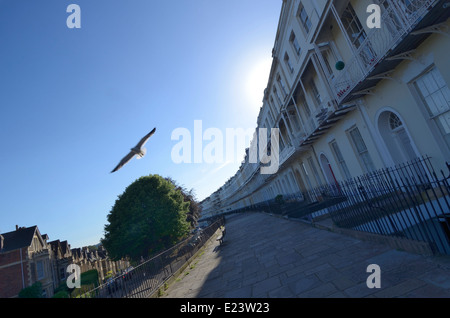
223, 156, 450, 255
328, 157, 450, 254
79, 218, 224, 298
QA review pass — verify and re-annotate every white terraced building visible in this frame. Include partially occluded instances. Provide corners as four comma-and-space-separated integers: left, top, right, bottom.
200, 0, 450, 219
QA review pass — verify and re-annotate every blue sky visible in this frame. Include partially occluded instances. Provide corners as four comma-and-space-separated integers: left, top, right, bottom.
0, 0, 281, 248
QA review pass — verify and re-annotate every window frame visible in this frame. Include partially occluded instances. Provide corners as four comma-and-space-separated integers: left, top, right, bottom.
341, 3, 367, 49
284, 52, 294, 74
413, 66, 450, 151
289, 31, 302, 57
277, 74, 288, 97
36, 260, 45, 280
297, 2, 312, 35
347, 126, 376, 173
329, 139, 352, 180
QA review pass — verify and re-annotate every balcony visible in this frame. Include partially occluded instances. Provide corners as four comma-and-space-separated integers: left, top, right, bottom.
279, 145, 296, 167
301, 103, 356, 147
331, 0, 444, 104
300, 96, 337, 137
293, 130, 307, 145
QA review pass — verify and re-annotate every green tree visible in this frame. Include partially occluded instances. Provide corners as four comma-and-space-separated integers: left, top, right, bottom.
101, 174, 190, 262
18, 281, 43, 298
52, 291, 69, 298
165, 177, 201, 228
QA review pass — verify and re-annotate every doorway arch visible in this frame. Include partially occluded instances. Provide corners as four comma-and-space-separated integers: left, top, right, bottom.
319, 153, 338, 187
376, 109, 420, 165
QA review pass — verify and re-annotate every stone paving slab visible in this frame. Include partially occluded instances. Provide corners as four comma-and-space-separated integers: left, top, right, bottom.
160, 212, 450, 298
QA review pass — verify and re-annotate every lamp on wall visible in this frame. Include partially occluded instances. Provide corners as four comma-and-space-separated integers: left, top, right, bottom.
335, 61, 345, 70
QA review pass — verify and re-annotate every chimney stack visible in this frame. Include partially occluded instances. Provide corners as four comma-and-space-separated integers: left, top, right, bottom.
0, 234, 4, 251
16, 225, 19, 231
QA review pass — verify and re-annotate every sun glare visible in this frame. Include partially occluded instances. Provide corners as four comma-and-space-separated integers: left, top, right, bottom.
245, 57, 273, 108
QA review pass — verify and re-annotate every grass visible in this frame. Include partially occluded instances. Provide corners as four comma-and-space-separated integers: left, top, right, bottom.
190, 260, 199, 270
80, 269, 99, 286
68, 269, 100, 298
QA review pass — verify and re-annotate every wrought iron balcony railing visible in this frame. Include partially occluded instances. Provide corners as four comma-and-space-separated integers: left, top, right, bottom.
331, 0, 438, 103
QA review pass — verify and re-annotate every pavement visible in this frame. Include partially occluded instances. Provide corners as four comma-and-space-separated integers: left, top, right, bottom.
160, 212, 450, 298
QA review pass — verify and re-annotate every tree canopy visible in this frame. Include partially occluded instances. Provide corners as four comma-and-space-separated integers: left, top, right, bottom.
19, 282, 43, 298
101, 175, 191, 261
165, 177, 201, 229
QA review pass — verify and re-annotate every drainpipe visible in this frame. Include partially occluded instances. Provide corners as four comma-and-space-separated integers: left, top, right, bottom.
20, 248, 25, 289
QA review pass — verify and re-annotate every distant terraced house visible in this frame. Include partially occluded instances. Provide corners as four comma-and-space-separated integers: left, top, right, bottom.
0, 226, 55, 298
0, 225, 128, 298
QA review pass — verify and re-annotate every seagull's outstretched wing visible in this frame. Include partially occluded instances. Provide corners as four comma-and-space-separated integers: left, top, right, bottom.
111, 151, 135, 173
111, 127, 156, 173
135, 127, 156, 149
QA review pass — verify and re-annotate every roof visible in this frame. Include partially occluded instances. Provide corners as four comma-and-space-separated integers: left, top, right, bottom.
71, 248, 82, 258
48, 240, 62, 254
0, 226, 38, 253
61, 241, 70, 255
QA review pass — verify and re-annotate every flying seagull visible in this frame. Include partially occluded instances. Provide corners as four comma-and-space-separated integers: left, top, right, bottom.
111, 127, 156, 173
